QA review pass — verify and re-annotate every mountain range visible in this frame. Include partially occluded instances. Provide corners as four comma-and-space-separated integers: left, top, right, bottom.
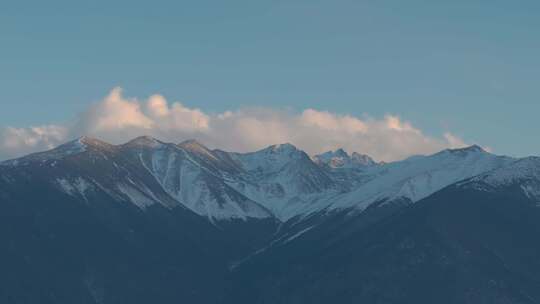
1, 136, 539, 303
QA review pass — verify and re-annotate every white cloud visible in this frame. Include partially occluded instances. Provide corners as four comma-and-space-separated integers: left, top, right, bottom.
443, 132, 467, 148
77, 87, 154, 134
0, 125, 68, 160
0, 87, 473, 162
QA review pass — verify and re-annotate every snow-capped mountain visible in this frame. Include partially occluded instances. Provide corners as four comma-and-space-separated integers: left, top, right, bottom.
4, 135, 540, 304
328, 145, 515, 212
0, 136, 518, 222
0, 136, 272, 221
312, 148, 380, 195
227, 154, 540, 304
119, 137, 272, 220
459, 156, 540, 202
225, 143, 339, 220
313, 148, 377, 169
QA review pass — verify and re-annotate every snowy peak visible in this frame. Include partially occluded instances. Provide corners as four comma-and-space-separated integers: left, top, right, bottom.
178, 138, 206, 148
314, 149, 376, 169
1, 136, 113, 166
351, 152, 377, 166
56, 137, 89, 153
75, 136, 117, 153
437, 144, 487, 157
225, 142, 338, 220
270, 142, 297, 150
240, 143, 308, 166
123, 135, 164, 148
77, 135, 107, 146
3, 135, 535, 223
234, 143, 310, 173
178, 139, 214, 157
331, 146, 515, 212
315, 149, 347, 162
462, 144, 485, 152
265, 143, 301, 155
177, 140, 244, 174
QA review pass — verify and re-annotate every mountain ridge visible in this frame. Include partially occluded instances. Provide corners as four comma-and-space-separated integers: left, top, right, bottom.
3, 135, 540, 303
0, 135, 519, 222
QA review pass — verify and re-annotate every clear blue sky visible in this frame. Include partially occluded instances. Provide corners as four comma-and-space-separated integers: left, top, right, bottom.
1, 0, 538, 157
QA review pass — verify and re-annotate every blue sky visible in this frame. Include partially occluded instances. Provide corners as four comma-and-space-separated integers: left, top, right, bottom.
0, 0, 538, 159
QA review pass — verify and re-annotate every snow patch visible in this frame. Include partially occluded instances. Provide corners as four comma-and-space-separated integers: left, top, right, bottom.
56, 177, 93, 201
116, 183, 156, 208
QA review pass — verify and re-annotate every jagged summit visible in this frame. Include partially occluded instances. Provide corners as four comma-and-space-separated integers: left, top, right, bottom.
314, 148, 376, 169
59, 136, 89, 151
265, 143, 299, 154
318, 148, 348, 159
76, 136, 116, 150
0, 134, 533, 223
443, 144, 486, 155
123, 135, 165, 148
77, 135, 99, 144
233, 143, 309, 169
178, 139, 210, 151
233, 142, 307, 171
334, 148, 348, 157
1, 136, 115, 165
179, 138, 203, 145
177, 139, 224, 163
351, 152, 377, 166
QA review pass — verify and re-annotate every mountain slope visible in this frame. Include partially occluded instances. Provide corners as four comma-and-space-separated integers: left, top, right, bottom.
327, 145, 514, 212
226, 159, 540, 304
1, 136, 274, 221
225, 143, 340, 220
2, 136, 538, 304
0, 137, 278, 304
123, 137, 272, 220
0, 137, 514, 223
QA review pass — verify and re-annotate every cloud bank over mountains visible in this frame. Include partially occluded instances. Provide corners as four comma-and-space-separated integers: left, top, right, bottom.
0, 87, 469, 161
